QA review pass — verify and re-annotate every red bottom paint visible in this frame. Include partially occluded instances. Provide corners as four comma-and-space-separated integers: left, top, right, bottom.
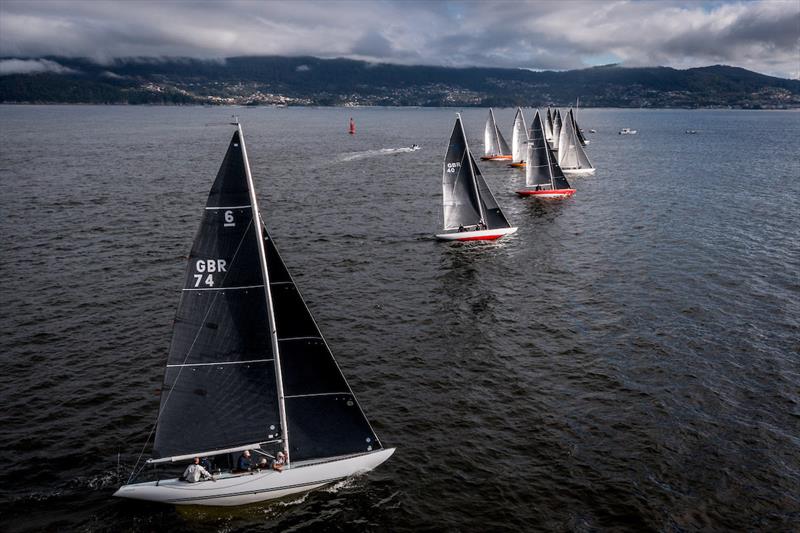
515, 188, 576, 198
507, 162, 526, 168
480, 155, 513, 161
456, 234, 505, 241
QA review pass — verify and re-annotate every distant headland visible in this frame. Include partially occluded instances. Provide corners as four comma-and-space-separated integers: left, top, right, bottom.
1, 56, 798, 108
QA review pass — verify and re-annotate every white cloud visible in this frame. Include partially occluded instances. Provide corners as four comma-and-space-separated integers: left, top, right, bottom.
0, 58, 77, 75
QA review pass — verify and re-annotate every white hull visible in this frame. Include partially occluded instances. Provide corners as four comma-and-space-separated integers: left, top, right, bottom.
435, 227, 518, 241
562, 167, 596, 176
113, 448, 394, 506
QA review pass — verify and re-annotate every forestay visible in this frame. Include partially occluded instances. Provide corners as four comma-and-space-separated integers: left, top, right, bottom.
152, 131, 281, 461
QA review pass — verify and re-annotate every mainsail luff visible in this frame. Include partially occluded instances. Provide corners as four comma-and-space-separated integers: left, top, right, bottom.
238, 124, 291, 465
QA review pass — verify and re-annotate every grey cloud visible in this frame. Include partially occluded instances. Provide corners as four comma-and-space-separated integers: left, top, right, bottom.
0, 0, 797, 78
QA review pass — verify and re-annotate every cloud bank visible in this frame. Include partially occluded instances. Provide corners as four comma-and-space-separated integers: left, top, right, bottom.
0, 0, 797, 78
0, 58, 77, 75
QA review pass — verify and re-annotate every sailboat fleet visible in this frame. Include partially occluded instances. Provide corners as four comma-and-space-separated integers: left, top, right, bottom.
115, 106, 595, 507
436, 106, 594, 240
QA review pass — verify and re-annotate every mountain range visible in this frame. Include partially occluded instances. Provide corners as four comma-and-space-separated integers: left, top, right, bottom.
1, 56, 798, 108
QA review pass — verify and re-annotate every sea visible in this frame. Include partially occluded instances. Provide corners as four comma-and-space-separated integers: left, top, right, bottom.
0, 105, 798, 532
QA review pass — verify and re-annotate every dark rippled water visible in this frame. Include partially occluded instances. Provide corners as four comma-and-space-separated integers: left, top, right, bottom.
0, 105, 798, 532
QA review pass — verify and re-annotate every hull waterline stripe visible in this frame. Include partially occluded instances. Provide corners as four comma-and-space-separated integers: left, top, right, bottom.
205, 205, 252, 210
183, 284, 264, 292
167, 358, 274, 368
165, 476, 346, 503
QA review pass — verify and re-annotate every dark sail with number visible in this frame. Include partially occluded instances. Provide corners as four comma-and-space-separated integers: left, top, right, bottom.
152, 131, 281, 460
264, 230, 382, 462
443, 116, 483, 230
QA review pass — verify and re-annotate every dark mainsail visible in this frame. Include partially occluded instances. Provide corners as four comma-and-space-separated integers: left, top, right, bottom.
153, 131, 281, 461
525, 111, 571, 191
443, 116, 483, 229
526, 111, 553, 189
264, 231, 382, 462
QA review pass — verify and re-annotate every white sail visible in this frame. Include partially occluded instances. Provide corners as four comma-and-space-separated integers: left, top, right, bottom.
511, 107, 528, 162
484, 110, 497, 156
559, 110, 594, 172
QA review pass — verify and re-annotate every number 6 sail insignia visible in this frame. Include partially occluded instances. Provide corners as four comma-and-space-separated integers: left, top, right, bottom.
114, 124, 394, 507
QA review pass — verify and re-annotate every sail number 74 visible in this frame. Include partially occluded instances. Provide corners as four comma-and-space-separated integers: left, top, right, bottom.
193, 259, 227, 287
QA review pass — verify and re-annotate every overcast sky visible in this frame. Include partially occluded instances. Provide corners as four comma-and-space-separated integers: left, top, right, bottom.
1, 0, 798, 78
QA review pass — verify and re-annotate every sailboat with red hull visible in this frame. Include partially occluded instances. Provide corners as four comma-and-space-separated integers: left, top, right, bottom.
516, 111, 575, 199
437, 114, 517, 241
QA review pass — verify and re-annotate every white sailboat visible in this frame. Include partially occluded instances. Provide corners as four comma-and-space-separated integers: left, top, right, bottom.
557, 109, 595, 176
437, 114, 518, 241
480, 108, 512, 161
508, 107, 528, 168
114, 121, 394, 506
516, 110, 576, 199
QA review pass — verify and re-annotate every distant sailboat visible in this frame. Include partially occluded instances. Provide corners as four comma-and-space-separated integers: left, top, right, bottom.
438, 114, 518, 241
545, 107, 555, 144
516, 111, 575, 199
551, 110, 563, 152
508, 107, 529, 168
558, 109, 595, 176
572, 102, 589, 146
480, 108, 512, 161
349, 117, 356, 135
114, 122, 393, 506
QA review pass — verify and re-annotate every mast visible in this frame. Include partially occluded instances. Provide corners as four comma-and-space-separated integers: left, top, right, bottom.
458, 113, 487, 225
238, 122, 291, 465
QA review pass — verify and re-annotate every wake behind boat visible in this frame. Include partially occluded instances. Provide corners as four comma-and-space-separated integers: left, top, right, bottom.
114, 121, 393, 506
437, 114, 517, 241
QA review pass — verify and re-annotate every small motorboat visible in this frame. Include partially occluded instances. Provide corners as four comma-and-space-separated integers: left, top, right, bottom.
619, 128, 637, 135
685, 130, 698, 134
